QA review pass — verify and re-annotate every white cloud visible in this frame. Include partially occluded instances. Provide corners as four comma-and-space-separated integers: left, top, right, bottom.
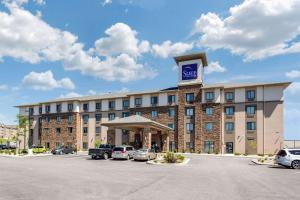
34, 0, 45, 5
102, 0, 112, 6
0, 84, 9, 91
286, 82, 300, 95
58, 92, 82, 99
0, 4, 156, 82
22, 70, 75, 91
87, 89, 97, 95
152, 41, 193, 58
286, 70, 300, 79
94, 23, 150, 57
193, 0, 300, 61
205, 61, 226, 74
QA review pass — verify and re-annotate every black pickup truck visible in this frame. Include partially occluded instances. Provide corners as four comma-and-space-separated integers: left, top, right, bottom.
88, 144, 115, 159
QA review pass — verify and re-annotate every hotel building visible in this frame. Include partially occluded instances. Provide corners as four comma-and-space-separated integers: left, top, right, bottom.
16, 52, 290, 155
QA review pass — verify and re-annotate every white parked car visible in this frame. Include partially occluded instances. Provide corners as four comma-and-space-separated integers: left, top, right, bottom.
275, 149, 300, 169
112, 146, 135, 160
133, 149, 156, 161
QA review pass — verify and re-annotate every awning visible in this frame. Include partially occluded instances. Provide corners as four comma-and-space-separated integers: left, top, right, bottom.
101, 115, 173, 132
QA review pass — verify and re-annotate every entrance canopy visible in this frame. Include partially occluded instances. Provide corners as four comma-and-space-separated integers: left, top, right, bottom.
101, 115, 173, 132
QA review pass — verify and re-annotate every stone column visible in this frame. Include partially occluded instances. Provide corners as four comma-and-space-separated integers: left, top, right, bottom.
143, 127, 152, 149
162, 132, 170, 152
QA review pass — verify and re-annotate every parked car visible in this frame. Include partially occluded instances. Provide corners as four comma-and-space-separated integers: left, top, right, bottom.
88, 144, 115, 159
51, 146, 74, 155
133, 149, 156, 161
112, 146, 135, 160
275, 148, 300, 169
32, 145, 47, 153
0, 144, 8, 150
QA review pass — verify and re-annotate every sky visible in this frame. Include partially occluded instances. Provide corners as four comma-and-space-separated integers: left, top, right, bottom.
0, 0, 300, 139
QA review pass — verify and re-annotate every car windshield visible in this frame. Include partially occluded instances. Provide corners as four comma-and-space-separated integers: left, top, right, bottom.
113, 147, 124, 151
99, 144, 107, 148
289, 150, 300, 155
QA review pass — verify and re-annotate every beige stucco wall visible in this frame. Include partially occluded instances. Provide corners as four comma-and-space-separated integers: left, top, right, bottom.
235, 104, 246, 154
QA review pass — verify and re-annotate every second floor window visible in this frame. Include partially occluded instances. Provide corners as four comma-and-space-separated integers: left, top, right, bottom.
56, 116, 61, 123
205, 92, 214, 101
95, 126, 101, 135
135, 111, 142, 116
95, 102, 101, 110
122, 112, 129, 118
186, 93, 194, 103
246, 105, 256, 115
135, 98, 142, 107
108, 113, 115, 121
67, 103, 73, 111
225, 122, 234, 132
45, 116, 50, 123
225, 107, 235, 116
205, 107, 213, 116
246, 90, 255, 100
95, 114, 102, 122
168, 95, 176, 104
151, 110, 158, 118
68, 127, 73, 134
56, 104, 62, 112
168, 108, 175, 117
83, 115, 89, 123
109, 101, 115, 109
45, 105, 51, 113
83, 127, 88, 135
185, 108, 194, 116
247, 122, 256, 131
205, 122, 213, 131
151, 96, 158, 105
68, 115, 73, 123
122, 100, 129, 109
186, 123, 194, 132
83, 103, 89, 111
225, 92, 234, 101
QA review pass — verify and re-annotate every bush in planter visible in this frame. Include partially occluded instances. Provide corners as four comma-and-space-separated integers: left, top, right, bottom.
164, 152, 177, 163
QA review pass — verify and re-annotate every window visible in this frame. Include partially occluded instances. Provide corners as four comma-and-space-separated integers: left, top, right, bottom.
43, 128, 49, 134
95, 127, 101, 135
135, 111, 142, 116
108, 113, 115, 121
45, 142, 50, 148
45, 116, 51, 123
289, 150, 300, 155
38, 117, 42, 124
205, 92, 214, 101
204, 141, 214, 153
226, 142, 234, 153
83, 103, 89, 111
151, 96, 158, 105
168, 95, 176, 104
109, 100, 115, 110
29, 107, 34, 115
135, 98, 142, 107
225, 92, 234, 101
151, 110, 158, 118
56, 142, 61, 149
247, 122, 256, 131
246, 105, 256, 116
95, 114, 102, 122
56, 104, 61, 112
56, 128, 61, 134
168, 108, 175, 117
83, 127, 88, 135
168, 123, 174, 130
225, 122, 234, 132
205, 107, 213, 116
46, 105, 51, 113
225, 107, 235, 116
246, 90, 255, 100
186, 123, 194, 133
83, 115, 89, 124
56, 116, 61, 123
186, 142, 194, 149
96, 102, 101, 110
82, 142, 88, 150
68, 127, 73, 134
122, 100, 129, 109
185, 108, 194, 116
68, 115, 73, 124
186, 93, 194, 103
122, 112, 129, 118
39, 107, 42, 113
67, 103, 73, 112
205, 122, 213, 132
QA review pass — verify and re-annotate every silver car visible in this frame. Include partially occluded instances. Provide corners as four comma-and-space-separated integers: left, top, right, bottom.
133, 149, 156, 161
275, 148, 300, 169
112, 146, 135, 160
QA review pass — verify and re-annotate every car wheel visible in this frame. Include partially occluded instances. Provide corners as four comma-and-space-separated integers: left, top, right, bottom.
291, 160, 300, 169
127, 155, 130, 160
103, 153, 109, 160
91, 156, 95, 159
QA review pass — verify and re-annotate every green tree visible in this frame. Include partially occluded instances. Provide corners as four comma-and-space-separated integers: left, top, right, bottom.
16, 114, 29, 151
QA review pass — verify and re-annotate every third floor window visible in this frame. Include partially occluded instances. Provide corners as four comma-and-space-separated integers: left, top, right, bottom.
225, 107, 235, 116
95, 102, 101, 110
168, 95, 176, 104
246, 90, 255, 101
225, 92, 234, 101
67, 103, 73, 111
205, 92, 214, 101
83, 103, 89, 111
135, 98, 142, 107
186, 93, 194, 103
109, 101, 115, 109
45, 105, 50, 113
246, 105, 256, 115
56, 104, 61, 112
122, 100, 129, 109
151, 96, 158, 105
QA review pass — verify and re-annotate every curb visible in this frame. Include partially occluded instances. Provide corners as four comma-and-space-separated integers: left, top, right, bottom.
146, 158, 190, 166
251, 159, 276, 166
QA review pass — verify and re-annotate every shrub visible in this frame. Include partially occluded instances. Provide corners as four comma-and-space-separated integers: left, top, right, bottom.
234, 153, 241, 156
177, 154, 185, 161
257, 154, 264, 157
163, 152, 185, 163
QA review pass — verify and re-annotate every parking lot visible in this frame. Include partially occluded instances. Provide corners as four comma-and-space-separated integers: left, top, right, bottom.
0, 154, 299, 200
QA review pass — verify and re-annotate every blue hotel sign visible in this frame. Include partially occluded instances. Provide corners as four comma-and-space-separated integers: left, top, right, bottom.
182, 63, 198, 80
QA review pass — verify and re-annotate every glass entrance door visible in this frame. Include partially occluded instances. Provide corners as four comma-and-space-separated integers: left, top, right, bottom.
226, 142, 234, 153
